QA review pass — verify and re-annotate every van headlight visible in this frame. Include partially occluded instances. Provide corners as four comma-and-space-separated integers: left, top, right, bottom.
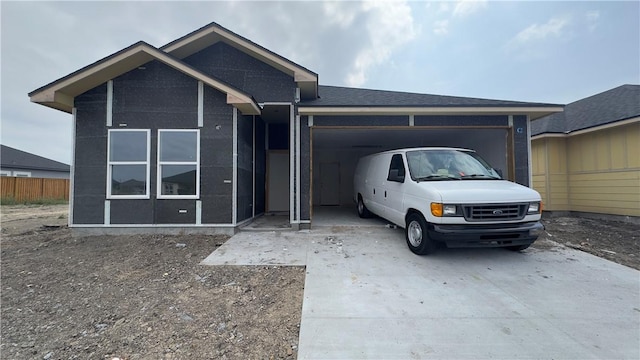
528, 202, 542, 214
431, 203, 461, 217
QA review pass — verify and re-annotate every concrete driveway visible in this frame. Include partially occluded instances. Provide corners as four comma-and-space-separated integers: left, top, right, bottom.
201, 225, 640, 359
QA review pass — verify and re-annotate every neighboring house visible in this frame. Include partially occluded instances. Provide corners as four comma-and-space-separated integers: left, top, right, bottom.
531, 84, 640, 218
29, 22, 562, 233
1, 145, 70, 179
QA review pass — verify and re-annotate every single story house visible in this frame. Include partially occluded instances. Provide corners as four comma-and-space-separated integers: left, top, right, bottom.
29, 22, 562, 233
1, 145, 70, 179
531, 84, 640, 218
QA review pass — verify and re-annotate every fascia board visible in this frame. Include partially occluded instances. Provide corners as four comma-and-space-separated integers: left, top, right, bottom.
298, 106, 564, 117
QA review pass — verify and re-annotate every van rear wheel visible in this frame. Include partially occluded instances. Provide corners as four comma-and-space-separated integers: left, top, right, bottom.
357, 196, 372, 218
405, 213, 437, 255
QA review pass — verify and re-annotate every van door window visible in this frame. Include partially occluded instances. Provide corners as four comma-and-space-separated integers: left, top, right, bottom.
387, 154, 405, 182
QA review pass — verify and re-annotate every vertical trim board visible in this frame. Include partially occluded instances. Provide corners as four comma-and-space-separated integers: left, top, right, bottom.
104, 200, 111, 225
289, 104, 295, 224
106, 80, 113, 127
232, 107, 238, 225
197, 81, 204, 127
69, 108, 77, 226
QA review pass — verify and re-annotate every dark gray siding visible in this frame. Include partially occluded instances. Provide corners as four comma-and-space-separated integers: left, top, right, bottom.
183, 42, 296, 103
201, 86, 234, 224
110, 200, 153, 224
513, 115, 530, 186
237, 114, 254, 222
73, 60, 236, 225
73, 84, 107, 224
111, 60, 199, 224
254, 117, 266, 215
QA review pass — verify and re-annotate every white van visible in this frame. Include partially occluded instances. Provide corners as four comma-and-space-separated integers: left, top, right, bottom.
353, 147, 544, 255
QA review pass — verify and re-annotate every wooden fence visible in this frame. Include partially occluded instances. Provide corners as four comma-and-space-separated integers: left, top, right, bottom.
0, 177, 70, 202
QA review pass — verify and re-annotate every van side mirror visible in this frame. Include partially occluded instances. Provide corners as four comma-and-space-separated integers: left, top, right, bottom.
387, 169, 405, 183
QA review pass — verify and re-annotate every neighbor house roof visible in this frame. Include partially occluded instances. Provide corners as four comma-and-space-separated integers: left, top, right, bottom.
298, 85, 563, 120
29, 41, 261, 115
1, 145, 70, 172
532, 84, 640, 136
161, 22, 318, 99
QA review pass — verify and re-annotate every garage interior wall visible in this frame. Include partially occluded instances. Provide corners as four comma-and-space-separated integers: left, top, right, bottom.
311, 127, 509, 207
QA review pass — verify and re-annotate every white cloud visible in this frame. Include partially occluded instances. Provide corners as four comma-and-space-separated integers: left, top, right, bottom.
346, 0, 419, 86
323, 1, 358, 28
586, 10, 600, 32
433, 20, 449, 35
453, 0, 487, 18
510, 17, 569, 44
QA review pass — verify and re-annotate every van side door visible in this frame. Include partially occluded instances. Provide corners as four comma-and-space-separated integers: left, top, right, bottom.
384, 153, 407, 227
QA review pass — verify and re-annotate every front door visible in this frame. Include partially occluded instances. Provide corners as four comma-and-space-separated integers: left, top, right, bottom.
267, 151, 289, 212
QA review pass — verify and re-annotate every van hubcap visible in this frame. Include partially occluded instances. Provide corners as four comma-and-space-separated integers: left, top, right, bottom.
408, 221, 422, 247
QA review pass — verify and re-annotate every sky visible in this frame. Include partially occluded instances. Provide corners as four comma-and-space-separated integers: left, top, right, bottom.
1, 0, 639, 164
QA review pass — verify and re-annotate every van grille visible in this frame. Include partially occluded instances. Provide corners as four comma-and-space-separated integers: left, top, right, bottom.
463, 204, 527, 222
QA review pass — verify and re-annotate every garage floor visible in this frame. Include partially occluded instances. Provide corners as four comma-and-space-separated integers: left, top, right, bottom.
201, 226, 640, 359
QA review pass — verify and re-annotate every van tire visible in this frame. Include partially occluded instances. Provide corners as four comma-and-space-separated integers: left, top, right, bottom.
357, 196, 372, 218
405, 213, 436, 255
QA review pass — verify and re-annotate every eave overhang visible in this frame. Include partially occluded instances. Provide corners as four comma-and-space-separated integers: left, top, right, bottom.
298, 106, 564, 120
29, 42, 261, 115
161, 23, 318, 100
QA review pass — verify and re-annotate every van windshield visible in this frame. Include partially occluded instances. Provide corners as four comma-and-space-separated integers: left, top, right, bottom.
405, 150, 501, 181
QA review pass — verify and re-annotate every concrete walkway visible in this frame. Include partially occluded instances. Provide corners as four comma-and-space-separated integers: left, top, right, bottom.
201, 225, 640, 359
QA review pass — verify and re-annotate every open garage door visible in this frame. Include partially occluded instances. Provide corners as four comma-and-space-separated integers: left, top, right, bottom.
311, 128, 510, 209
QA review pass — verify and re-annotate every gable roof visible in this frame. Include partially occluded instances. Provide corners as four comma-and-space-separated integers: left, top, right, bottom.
1, 145, 70, 172
29, 41, 260, 115
532, 84, 640, 136
161, 22, 318, 99
299, 85, 563, 119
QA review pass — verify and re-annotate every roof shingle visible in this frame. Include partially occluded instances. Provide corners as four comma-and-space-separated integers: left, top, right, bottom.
532, 84, 640, 136
300, 85, 560, 108
1, 145, 70, 172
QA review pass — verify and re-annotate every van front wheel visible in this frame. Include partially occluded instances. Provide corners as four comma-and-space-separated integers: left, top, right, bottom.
406, 213, 437, 255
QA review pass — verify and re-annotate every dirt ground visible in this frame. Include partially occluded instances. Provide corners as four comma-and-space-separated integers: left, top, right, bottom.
1, 205, 638, 360
1, 205, 305, 360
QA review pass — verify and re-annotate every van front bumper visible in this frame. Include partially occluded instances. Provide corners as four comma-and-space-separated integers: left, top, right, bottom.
427, 221, 544, 248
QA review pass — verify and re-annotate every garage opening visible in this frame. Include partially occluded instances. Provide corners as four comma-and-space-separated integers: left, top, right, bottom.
311, 127, 510, 226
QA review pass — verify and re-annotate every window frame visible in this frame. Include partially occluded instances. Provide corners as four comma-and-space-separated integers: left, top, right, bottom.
156, 129, 200, 199
106, 129, 151, 199
0, 170, 12, 177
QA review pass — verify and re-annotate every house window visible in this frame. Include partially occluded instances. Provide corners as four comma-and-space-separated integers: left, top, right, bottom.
13, 171, 32, 177
157, 129, 200, 199
0, 170, 11, 177
107, 129, 150, 198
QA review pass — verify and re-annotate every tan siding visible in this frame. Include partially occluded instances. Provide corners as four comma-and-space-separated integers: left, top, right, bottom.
626, 123, 640, 168
533, 122, 640, 217
568, 171, 640, 216
610, 126, 626, 169
594, 132, 610, 170
530, 140, 549, 208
